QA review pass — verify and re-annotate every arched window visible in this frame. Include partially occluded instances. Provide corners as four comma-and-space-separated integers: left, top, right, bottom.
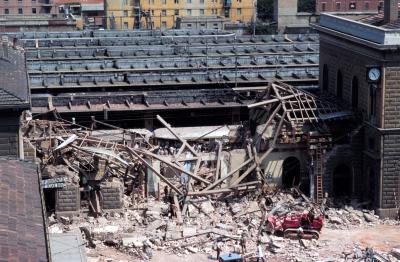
322, 64, 329, 91
336, 70, 343, 98
351, 76, 359, 108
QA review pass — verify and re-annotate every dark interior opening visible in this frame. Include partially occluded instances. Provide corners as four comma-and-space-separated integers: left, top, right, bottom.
43, 189, 56, 213
282, 157, 301, 188
332, 164, 352, 197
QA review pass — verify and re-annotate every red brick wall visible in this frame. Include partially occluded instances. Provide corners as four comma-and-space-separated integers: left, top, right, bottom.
316, 0, 383, 13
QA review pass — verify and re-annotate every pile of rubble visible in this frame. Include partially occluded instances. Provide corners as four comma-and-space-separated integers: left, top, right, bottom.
47, 188, 399, 261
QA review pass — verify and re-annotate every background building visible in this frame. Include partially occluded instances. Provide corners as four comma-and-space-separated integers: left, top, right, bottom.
105, 0, 256, 30
316, 0, 383, 13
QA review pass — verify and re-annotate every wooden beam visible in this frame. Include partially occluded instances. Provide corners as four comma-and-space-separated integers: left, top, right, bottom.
136, 149, 210, 185
127, 148, 183, 195
215, 141, 222, 180
187, 181, 260, 196
174, 194, 183, 224
156, 115, 198, 156
203, 157, 254, 191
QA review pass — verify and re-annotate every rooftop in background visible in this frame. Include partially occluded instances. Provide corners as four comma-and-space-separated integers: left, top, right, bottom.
314, 12, 400, 46
0, 159, 48, 261
0, 38, 30, 109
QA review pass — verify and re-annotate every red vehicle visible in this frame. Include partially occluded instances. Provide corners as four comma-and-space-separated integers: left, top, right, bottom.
265, 210, 323, 239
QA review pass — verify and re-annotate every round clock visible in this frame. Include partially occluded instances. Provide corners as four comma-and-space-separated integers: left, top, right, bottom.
368, 68, 381, 81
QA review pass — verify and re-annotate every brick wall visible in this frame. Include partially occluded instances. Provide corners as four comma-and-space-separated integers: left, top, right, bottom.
0, 113, 20, 157
381, 133, 400, 209
56, 186, 80, 213
384, 67, 400, 128
101, 184, 123, 210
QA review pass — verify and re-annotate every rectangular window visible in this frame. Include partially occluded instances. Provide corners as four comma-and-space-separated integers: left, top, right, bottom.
321, 3, 326, 11
123, 22, 128, 29
237, 8, 241, 15
32, 8, 36, 13
162, 0, 166, 4
162, 21, 167, 28
212, 9, 217, 15
174, 0, 179, 3
200, 23, 206, 27
187, 23, 192, 28
151, 10, 154, 15
335, 2, 341, 11
18, 8, 23, 14
174, 9, 179, 15
123, 0, 128, 5
187, 0, 191, 3
349, 2, 356, 9
187, 9, 192, 15
161, 9, 166, 16
200, 9, 204, 15
200, 0, 204, 3
123, 10, 128, 17
364, 2, 369, 10
4, 8, 9, 14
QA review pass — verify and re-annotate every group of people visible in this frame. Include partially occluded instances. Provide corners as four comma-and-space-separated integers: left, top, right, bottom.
215, 234, 265, 262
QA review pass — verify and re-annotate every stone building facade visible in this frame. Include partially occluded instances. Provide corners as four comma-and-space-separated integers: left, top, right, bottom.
315, 3, 400, 217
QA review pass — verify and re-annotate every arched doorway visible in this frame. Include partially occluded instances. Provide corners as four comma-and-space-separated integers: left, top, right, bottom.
282, 157, 301, 188
336, 70, 343, 98
322, 64, 329, 91
332, 164, 352, 197
351, 76, 359, 108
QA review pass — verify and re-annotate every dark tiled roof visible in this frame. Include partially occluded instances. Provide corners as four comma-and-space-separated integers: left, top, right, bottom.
357, 12, 400, 29
0, 159, 48, 262
0, 88, 28, 107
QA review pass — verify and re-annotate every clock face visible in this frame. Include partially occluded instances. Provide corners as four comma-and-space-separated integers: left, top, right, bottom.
368, 68, 381, 81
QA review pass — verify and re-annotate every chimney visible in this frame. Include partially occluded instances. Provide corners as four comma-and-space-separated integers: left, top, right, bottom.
384, 0, 398, 23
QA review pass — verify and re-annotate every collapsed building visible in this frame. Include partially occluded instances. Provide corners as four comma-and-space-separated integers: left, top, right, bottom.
1, 7, 400, 260
1, 24, 397, 218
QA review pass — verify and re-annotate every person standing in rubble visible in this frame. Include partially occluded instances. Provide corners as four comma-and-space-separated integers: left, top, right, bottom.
169, 190, 176, 218
256, 241, 265, 262
240, 233, 247, 254
216, 241, 223, 260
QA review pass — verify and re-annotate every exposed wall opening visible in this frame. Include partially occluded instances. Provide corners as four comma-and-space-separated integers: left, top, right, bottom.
43, 189, 56, 213
351, 76, 359, 108
332, 163, 352, 197
336, 70, 343, 98
322, 64, 329, 91
282, 156, 301, 188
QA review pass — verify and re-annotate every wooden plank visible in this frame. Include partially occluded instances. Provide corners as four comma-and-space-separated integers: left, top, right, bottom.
174, 194, 183, 224
215, 142, 222, 180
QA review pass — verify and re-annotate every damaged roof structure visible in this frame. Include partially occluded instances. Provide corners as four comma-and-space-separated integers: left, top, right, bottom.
3, 29, 320, 127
